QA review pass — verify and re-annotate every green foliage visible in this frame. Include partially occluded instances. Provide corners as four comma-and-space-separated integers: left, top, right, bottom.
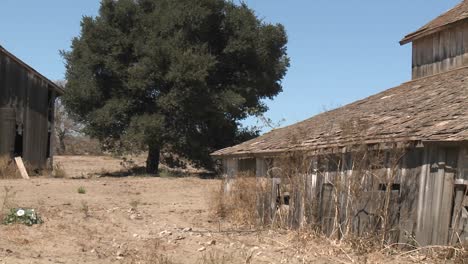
77, 186, 86, 194
62, 0, 290, 171
3, 208, 43, 226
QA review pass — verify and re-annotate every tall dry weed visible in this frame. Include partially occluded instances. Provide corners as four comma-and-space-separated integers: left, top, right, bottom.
211, 173, 259, 226
53, 163, 67, 178
145, 239, 178, 264
0, 186, 16, 220
197, 250, 236, 264
0, 156, 19, 179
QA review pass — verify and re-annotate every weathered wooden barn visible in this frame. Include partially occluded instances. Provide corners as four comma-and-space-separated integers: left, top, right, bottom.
0, 45, 64, 169
212, 1, 468, 246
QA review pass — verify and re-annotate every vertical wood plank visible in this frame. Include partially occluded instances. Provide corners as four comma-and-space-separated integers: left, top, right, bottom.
416, 147, 430, 244
431, 148, 446, 244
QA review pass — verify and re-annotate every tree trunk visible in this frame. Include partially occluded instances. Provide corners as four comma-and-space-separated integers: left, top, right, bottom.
146, 144, 161, 175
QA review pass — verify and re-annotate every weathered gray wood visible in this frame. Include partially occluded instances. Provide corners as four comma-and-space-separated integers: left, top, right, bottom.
256, 158, 267, 177
451, 184, 467, 244
225, 158, 238, 178
431, 149, 446, 244
244, 145, 465, 245
399, 148, 422, 244
0, 108, 16, 157
256, 177, 272, 225
425, 146, 439, 245
291, 183, 303, 229
320, 183, 335, 236
437, 148, 457, 245
439, 166, 455, 245
412, 21, 468, 79
416, 147, 431, 245
0, 48, 60, 170
304, 172, 318, 226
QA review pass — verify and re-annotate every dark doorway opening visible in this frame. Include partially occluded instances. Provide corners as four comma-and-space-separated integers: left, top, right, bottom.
46, 132, 51, 158
14, 126, 23, 157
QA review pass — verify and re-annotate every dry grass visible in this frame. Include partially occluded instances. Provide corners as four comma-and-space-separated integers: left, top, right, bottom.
197, 251, 237, 264
212, 167, 468, 263
0, 156, 19, 179
80, 201, 90, 218
138, 238, 176, 264
211, 174, 258, 226
52, 163, 67, 178
281, 230, 468, 263
0, 186, 16, 221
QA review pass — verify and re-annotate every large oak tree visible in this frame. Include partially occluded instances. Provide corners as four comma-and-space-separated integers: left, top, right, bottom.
63, 0, 289, 174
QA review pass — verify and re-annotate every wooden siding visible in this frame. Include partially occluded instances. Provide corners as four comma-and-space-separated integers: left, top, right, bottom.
223, 144, 468, 246
412, 21, 468, 79
0, 51, 56, 168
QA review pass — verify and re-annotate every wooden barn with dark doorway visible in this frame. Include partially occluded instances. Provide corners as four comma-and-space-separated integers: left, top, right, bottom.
0, 45, 64, 170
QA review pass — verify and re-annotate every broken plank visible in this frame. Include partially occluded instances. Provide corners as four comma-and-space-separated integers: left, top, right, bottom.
14, 157, 30, 180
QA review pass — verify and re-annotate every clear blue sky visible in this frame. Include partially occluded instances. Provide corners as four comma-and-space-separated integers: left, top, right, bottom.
0, 0, 461, 132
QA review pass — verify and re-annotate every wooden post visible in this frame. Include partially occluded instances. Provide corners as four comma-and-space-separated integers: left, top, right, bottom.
438, 166, 455, 245
451, 184, 466, 244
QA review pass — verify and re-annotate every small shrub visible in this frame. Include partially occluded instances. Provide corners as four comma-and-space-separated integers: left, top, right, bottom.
130, 200, 140, 211
77, 186, 86, 194
53, 163, 67, 178
80, 201, 90, 218
3, 208, 43, 226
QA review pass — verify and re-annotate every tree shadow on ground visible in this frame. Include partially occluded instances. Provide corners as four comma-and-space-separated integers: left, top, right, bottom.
99, 166, 217, 179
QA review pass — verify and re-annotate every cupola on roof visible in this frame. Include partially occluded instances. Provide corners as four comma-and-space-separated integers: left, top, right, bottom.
401, 0, 468, 45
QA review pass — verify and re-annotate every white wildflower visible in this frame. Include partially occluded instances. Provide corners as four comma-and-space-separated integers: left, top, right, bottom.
16, 209, 25, 217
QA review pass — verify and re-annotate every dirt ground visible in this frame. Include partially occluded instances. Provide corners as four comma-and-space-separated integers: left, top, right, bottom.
0, 156, 462, 264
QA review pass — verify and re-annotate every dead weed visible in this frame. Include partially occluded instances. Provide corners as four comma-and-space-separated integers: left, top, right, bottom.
0, 156, 19, 179
211, 174, 258, 226
0, 186, 16, 220
197, 250, 236, 264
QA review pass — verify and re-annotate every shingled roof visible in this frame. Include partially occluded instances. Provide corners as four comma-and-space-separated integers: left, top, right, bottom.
212, 67, 468, 157
401, 0, 468, 45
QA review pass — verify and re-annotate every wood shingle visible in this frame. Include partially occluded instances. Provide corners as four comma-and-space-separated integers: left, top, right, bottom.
212, 67, 468, 157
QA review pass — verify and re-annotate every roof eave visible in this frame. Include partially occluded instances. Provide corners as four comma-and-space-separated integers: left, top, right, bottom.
400, 18, 468, 45
0, 45, 64, 95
